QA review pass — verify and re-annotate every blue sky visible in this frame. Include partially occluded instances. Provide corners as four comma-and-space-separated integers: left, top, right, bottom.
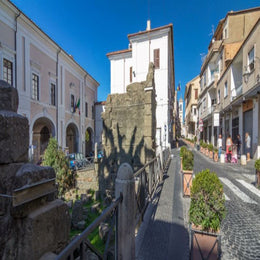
12, 0, 260, 102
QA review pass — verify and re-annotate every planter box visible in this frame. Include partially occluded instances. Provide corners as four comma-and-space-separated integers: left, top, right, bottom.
213, 152, 218, 162
190, 225, 221, 260
182, 170, 193, 197
256, 170, 260, 188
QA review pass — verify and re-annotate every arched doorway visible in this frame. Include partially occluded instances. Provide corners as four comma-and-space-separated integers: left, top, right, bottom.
85, 127, 93, 156
32, 117, 55, 163
66, 123, 79, 153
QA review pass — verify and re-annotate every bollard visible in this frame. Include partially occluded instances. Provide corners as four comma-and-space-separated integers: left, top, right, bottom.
115, 163, 135, 260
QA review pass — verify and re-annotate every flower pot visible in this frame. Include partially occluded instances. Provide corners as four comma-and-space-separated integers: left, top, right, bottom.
214, 152, 218, 162
200, 147, 203, 153
205, 149, 209, 157
182, 170, 193, 197
256, 170, 260, 188
190, 225, 221, 260
209, 151, 213, 159
180, 157, 183, 172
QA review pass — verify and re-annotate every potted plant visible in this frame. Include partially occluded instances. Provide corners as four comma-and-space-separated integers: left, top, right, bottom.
200, 140, 203, 153
182, 150, 194, 197
213, 148, 218, 162
189, 169, 226, 259
208, 143, 214, 159
180, 146, 187, 172
204, 143, 209, 157
255, 159, 260, 188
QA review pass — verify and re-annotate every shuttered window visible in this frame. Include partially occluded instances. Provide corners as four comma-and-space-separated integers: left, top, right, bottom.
154, 49, 160, 69
130, 66, 132, 83
195, 89, 198, 99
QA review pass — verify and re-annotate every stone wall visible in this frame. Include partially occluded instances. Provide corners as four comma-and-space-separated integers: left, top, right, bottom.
0, 80, 70, 260
76, 167, 99, 192
99, 63, 156, 193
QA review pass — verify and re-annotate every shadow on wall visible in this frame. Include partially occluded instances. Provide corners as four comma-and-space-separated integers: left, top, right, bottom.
98, 122, 153, 195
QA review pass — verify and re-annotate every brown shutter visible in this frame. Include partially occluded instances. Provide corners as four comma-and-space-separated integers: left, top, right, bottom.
130, 66, 132, 83
195, 89, 198, 99
154, 49, 160, 69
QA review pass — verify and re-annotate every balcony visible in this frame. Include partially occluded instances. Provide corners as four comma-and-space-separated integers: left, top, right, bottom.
231, 84, 243, 101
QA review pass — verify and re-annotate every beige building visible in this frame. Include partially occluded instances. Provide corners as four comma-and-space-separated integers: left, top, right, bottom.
184, 75, 200, 139
198, 8, 260, 150
0, 0, 99, 162
198, 7, 260, 158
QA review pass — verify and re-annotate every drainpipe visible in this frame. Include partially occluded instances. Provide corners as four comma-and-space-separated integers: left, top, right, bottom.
56, 49, 61, 143
15, 11, 21, 88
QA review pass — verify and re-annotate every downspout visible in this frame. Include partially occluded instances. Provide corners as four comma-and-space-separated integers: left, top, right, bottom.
56, 49, 61, 142
15, 11, 21, 88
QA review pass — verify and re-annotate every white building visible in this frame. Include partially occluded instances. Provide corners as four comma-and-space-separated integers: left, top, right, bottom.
107, 21, 175, 151
178, 97, 185, 136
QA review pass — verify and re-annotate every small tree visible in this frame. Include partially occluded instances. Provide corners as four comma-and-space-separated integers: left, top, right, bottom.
42, 137, 73, 197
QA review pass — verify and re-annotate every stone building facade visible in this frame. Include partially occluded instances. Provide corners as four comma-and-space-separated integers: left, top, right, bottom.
0, 0, 99, 162
197, 7, 260, 158
184, 75, 200, 139
99, 63, 156, 192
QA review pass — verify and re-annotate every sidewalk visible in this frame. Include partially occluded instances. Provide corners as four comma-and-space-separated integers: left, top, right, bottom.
135, 148, 190, 260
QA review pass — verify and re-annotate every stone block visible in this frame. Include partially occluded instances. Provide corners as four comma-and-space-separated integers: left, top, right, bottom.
17, 199, 70, 259
0, 80, 18, 112
72, 200, 84, 227
0, 111, 29, 164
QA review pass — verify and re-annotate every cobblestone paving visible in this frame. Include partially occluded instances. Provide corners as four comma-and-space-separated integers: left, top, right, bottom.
191, 148, 260, 260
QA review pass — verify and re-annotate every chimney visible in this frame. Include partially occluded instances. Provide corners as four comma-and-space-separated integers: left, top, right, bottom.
146, 20, 151, 31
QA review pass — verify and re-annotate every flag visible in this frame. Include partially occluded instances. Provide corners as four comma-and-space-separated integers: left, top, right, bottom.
177, 82, 181, 91
77, 98, 80, 115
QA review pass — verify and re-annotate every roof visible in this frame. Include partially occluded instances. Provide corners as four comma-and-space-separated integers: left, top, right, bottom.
5, 0, 99, 87
106, 49, 132, 57
127, 23, 173, 39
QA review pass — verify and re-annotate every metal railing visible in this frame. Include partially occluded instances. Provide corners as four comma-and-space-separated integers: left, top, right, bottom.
56, 147, 171, 260
56, 196, 122, 260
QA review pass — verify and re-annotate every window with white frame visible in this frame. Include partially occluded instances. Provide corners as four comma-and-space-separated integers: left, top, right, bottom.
248, 47, 254, 72
224, 81, 228, 98
193, 107, 197, 115
3, 58, 13, 86
50, 83, 56, 106
32, 73, 39, 100
179, 104, 182, 112
203, 98, 206, 110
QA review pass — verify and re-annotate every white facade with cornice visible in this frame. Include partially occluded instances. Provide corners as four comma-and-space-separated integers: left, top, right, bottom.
107, 22, 175, 152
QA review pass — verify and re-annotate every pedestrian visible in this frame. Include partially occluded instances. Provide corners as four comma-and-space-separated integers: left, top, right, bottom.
245, 132, 251, 161
236, 134, 241, 159
217, 134, 222, 159
226, 135, 233, 162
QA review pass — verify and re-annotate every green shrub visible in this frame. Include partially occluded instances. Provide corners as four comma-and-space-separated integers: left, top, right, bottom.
200, 140, 203, 146
183, 150, 194, 171
255, 159, 260, 171
203, 142, 208, 149
208, 143, 213, 152
42, 137, 74, 197
180, 146, 188, 158
194, 136, 197, 143
189, 169, 226, 232
214, 147, 218, 153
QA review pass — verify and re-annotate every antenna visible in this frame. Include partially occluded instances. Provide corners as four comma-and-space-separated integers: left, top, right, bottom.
148, 0, 150, 20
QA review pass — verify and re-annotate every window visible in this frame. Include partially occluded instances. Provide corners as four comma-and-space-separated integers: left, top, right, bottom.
203, 98, 206, 110
130, 66, 132, 83
195, 89, 198, 99
179, 104, 182, 112
71, 94, 74, 111
224, 28, 228, 39
248, 47, 254, 72
3, 59, 13, 85
32, 73, 39, 100
85, 102, 88, 117
154, 49, 160, 69
50, 83, 56, 106
224, 81, 228, 98
92, 105, 94, 120
217, 89, 220, 104
193, 107, 197, 115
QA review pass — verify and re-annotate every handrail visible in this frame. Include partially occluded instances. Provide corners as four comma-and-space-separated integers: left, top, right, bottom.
56, 195, 122, 260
